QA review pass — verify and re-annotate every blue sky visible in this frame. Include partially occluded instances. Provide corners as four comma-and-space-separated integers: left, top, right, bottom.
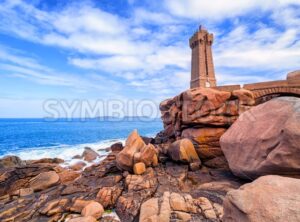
0, 0, 299, 117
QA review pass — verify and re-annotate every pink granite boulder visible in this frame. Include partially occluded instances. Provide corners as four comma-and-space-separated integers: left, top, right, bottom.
223, 175, 300, 222
220, 97, 300, 180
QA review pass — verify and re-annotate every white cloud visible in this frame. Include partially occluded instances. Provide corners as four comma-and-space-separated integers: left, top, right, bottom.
0, 45, 122, 93
215, 72, 282, 86
42, 32, 142, 55
70, 56, 144, 72
0, 46, 46, 71
0, 0, 193, 99
164, 0, 300, 20
0, 0, 299, 102
133, 8, 178, 25
214, 25, 300, 71
52, 6, 124, 35
69, 45, 190, 77
0, 1, 154, 56
271, 6, 300, 28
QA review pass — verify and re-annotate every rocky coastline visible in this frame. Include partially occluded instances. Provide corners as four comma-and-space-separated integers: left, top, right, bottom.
0, 87, 300, 222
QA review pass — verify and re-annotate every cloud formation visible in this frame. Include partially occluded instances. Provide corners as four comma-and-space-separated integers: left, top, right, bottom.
0, 0, 299, 103
164, 0, 300, 20
0, 44, 121, 93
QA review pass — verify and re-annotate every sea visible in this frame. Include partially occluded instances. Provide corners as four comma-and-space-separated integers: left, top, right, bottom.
0, 118, 162, 165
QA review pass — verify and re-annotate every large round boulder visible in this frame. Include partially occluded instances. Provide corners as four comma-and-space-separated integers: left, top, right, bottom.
220, 97, 300, 180
223, 175, 300, 222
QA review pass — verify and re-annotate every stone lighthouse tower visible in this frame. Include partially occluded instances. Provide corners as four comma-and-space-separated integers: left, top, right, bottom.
189, 26, 217, 88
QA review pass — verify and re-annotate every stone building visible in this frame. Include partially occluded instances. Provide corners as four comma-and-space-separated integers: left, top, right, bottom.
189, 26, 217, 88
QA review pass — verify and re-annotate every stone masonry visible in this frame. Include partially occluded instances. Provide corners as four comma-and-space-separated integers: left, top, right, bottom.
190, 26, 217, 89
189, 26, 300, 102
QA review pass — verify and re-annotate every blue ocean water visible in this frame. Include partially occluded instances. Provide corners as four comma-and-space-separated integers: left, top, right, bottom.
0, 118, 162, 161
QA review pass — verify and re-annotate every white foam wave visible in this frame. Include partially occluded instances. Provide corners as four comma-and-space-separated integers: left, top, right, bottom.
1, 139, 125, 166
